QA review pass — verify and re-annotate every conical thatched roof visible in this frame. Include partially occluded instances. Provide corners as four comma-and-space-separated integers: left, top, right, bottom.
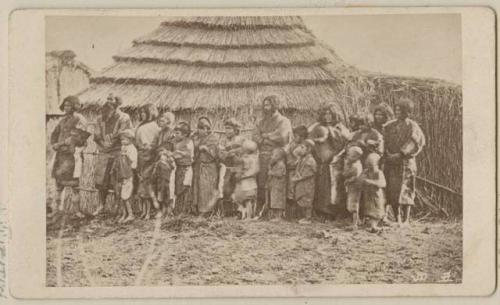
78, 16, 353, 111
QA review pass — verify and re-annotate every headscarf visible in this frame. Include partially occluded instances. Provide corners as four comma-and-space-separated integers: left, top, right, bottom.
262, 95, 281, 112
197, 116, 212, 130
224, 118, 242, 134
372, 102, 395, 122
174, 121, 191, 136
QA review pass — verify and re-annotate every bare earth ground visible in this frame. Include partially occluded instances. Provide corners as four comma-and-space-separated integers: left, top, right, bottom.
47, 214, 462, 287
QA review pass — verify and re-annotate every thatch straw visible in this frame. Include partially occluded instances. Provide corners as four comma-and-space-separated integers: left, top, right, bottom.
134, 26, 315, 49
92, 62, 334, 87
160, 16, 308, 30
79, 83, 339, 110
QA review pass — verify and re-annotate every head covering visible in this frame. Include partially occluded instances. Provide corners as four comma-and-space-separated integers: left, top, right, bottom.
141, 103, 159, 121
59, 95, 81, 112
119, 129, 135, 141
293, 125, 308, 139
365, 153, 381, 167
224, 118, 242, 132
346, 146, 363, 159
197, 116, 212, 130
319, 104, 341, 125
159, 111, 175, 125
103, 93, 122, 109
262, 95, 280, 111
395, 98, 415, 116
174, 121, 191, 136
372, 102, 395, 122
272, 147, 286, 160
302, 139, 315, 150
241, 140, 258, 154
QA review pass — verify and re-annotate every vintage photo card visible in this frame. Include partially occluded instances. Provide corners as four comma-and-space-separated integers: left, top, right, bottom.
8, 7, 496, 298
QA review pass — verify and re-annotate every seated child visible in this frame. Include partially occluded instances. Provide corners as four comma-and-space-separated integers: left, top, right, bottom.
233, 140, 259, 220
266, 148, 287, 221
113, 129, 138, 223
172, 122, 194, 216
152, 149, 176, 218
291, 139, 317, 224
343, 146, 364, 230
360, 153, 387, 233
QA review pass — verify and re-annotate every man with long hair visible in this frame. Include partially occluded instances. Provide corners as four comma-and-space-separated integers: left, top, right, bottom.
252, 95, 292, 217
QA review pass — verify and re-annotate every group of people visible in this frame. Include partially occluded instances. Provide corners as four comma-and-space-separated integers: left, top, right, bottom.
49, 93, 425, 232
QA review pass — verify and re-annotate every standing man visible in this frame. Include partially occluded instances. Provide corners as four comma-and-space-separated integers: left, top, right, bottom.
49, 95, 90, 218
93, 94, 133, 216
384, 98, 425, 226
253, 95, 293, 214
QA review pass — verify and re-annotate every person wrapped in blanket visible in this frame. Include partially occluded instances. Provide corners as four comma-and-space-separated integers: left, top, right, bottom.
49, 95, 90, 219
290, 139, 317, 224
93, 94, 133, 216
383, 98, 425, 226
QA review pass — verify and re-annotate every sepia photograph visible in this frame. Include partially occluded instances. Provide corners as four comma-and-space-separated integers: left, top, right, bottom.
43, 14, 465, 288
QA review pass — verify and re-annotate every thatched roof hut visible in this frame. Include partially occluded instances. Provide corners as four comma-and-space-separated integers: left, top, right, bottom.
78, 17, 355, 119
76, 16, 462, 216
46, 50, 92, 116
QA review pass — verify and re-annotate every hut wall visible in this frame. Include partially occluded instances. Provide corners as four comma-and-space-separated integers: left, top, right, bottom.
46, 53, 91, 115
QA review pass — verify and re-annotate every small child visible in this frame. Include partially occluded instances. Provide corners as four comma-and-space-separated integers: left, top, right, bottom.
233, 140, 259, 220
287, 125, 308, 207
291, 139, 317, 224
152, 149, 176, 218
343, 146, 364, 230
172, 122, 194, 216
360, 153, 387, 233
266, 148, 287, 221
113, 129, 138, 223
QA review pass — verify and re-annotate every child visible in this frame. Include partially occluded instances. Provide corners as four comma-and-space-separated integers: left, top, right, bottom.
343, 146, 363, 230
265, 148, 287, 221
360, 153, 387, 233
291, 139, 317, 224
172, 122, 194, 216
233, 140, 259, 220
152, 149, 176, 218
113, 129, 138, 223
287, 126, 308, 210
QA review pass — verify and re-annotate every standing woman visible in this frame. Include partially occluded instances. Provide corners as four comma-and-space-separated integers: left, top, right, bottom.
384, 98, 425, 225
309, 104, 350, 220
50, 95, 90, 218
192, 117, 220, 216
135, 104, 161, 219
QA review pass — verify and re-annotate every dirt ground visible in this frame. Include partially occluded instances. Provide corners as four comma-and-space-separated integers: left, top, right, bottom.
46, 213, 462, 287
